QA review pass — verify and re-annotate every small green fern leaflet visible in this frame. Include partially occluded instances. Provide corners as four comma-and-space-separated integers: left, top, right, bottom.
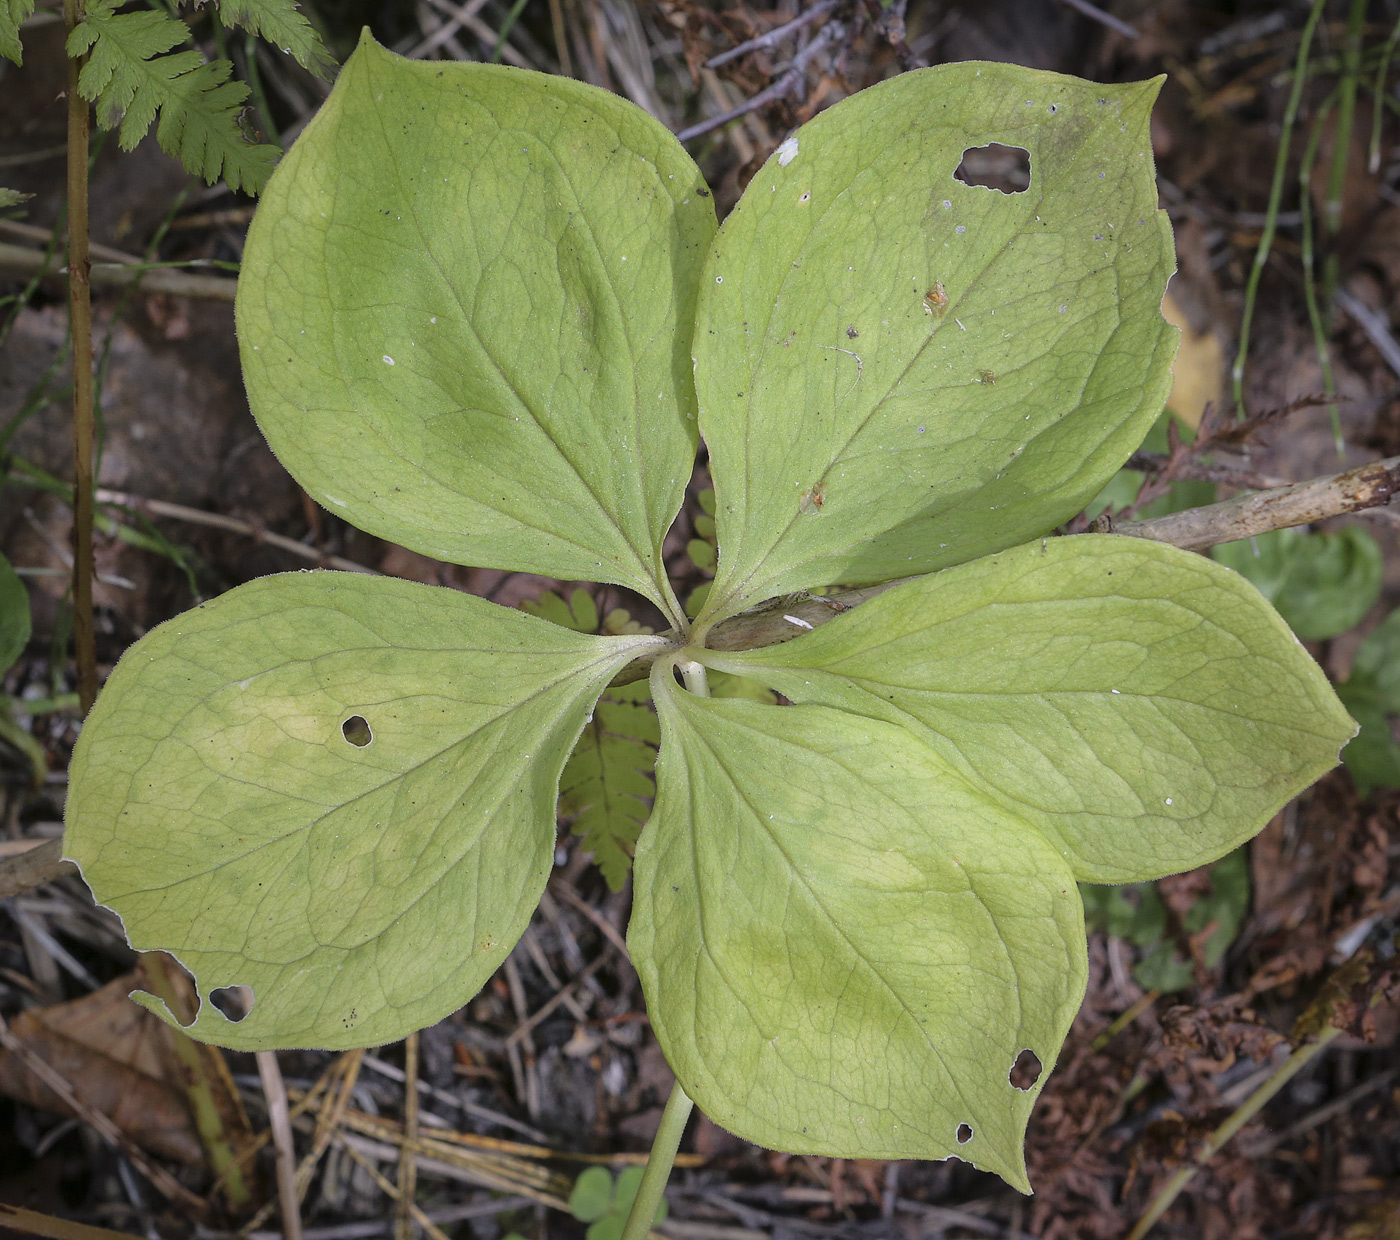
522, 589, 660, 890
68, 1, 280, 194
561, 678, 659, 892
0, 188, 31, 209
206, 0, 332, 79
0, 0, 34, 65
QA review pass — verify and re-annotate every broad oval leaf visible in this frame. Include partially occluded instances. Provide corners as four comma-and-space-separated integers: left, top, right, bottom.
64, 572, 660, 1050
237, 33, 717, 618
701, 536, 1355, 883
692, 63, 1176, 625
631, 661, 1087, 1190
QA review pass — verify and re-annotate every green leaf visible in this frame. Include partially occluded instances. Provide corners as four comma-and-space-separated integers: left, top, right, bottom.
568, 1166, 614, 1223
1211, 525, 1383, 641
522, 588, 600, 634
0, 552, 31, 676
236, 32, 717, 619
686, 538, 716, 571
633, 663, 1086, 1190
0, 187, 32, 209
559, 678, 658, 891
214, 0, 333, 79
692, 64, 1176, 625
64, 572, 659, 1051
0, 0, 34, 65
1338, 608, 1400, 794
701, 536, 1355, 883
68, 2, 280, 194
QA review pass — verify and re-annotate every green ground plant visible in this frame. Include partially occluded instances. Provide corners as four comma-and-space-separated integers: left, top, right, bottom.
62, 35, 1356, 1199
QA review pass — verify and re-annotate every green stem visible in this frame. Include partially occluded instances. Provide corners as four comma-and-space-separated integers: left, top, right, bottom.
1299, 87, 1344, 455
619, 1080, 693, 1240
1126, 1023, 1342, 1240
679, 660, 710, 698
1321, 0, 1369, 303
63, 0, 97, 716
1232, 0, 1327, 420
1369, 14, 1400, 173
492, 0, 531, 63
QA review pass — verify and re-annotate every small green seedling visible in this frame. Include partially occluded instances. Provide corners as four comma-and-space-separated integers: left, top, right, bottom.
569, 1165, 667, 1240
65, 35, 1355, 1194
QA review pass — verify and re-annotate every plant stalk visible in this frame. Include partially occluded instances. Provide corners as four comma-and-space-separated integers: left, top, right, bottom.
679, 660, 711, 698
1126, 1023, 1342, 1240
63, 0, 97, 715
1231, 0, 1327, 419
619, 1080, 693, 1240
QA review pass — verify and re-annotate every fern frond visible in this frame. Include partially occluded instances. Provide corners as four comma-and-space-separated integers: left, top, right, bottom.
68, 1, 279, 195
560, 680, 659, 892
214, 0, 333, 79
0, 187, 32, 209
0, 0, 35, 66
522, 587, 599, 633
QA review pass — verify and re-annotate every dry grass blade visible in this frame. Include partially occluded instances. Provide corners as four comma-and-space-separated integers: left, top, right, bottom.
336, 1138, 453, 1240
0, 1203, 149, 1240
704, 0, 843, 68
257, 1050, 304, 1240
397, 1032, 419, 1240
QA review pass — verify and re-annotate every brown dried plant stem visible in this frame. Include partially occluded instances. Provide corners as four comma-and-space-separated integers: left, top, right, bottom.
63, 0, 97, 714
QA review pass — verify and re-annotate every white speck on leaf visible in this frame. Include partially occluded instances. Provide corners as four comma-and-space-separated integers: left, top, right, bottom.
783, 615, 814, 629
383, 356, 394, 365
777, 136, 799, 166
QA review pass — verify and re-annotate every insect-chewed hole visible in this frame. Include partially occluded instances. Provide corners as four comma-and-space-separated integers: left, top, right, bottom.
956, 1122, 974, 1144
342, 715, 373, 747
954, 143, 1031, 194
1010, 1047, 1043, 1091
208, 984, 254, 1023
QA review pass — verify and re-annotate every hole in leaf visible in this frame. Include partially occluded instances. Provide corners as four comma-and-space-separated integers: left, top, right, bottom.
342, 715, 373, 747
1010, 1048, 1043, 1091
956, 1122, 973, 1144
209, 985, 254, 1022
953, 143, 1031, 194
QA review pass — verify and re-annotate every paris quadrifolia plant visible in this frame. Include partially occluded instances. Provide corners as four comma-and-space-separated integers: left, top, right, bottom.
65, 34, 1354, 1200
